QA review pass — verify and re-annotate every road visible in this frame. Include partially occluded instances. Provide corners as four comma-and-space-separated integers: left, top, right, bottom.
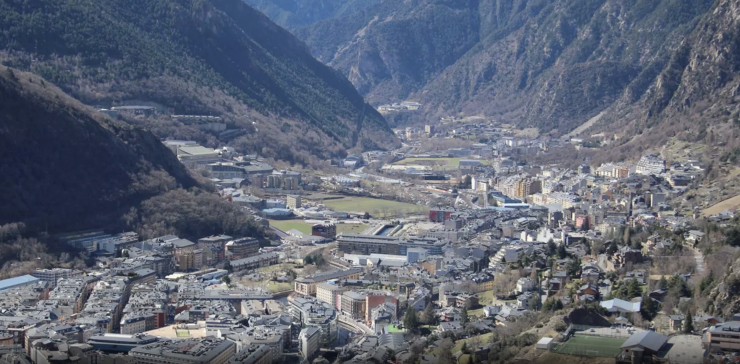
692, 248, 706, 274
337, 315, 375, 335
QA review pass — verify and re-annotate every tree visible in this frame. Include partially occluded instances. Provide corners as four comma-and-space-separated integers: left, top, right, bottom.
460, 342, 468, 354
224, 260, 233, 273
684, 309, 694, 334
627, 279, 642, 298
221, 275, 231, 285
725, 226, 740, 247
547, 239, 556, 255
557, 243, 567, 259
528, 292, 541, 311
421, 303, 436, 324
438, 339, 454, 364
461, 306, 469, 326
623, 227, 632, 246
641, 293, 658, 321
404, 306, 420, 333
658, 276, 669, 290
566, 259, 581, 277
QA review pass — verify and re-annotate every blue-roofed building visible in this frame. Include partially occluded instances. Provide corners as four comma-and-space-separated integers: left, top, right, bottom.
0, 275, 40, 291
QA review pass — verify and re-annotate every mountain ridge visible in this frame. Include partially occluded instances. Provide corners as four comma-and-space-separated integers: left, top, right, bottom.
292, 0, 717, 137
0, 0, 398, 165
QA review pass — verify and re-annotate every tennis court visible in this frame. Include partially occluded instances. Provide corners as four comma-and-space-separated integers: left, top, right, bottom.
554, 335, 626, 357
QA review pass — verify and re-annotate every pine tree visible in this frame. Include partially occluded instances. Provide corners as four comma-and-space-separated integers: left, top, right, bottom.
658, 276, 669, 290
422, 303, 435, 324
461, 306, 469, 325
684, 309, 694, 334
627, 279, 642, 298
623, 227, 631, 246
557, 243, 567, 259
404, 306, 420, 333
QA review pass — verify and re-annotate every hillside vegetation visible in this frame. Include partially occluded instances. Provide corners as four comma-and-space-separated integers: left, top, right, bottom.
0, 65, 198, 231
0, 0, 398, 164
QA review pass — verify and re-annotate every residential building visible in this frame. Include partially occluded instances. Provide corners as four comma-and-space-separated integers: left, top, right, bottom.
294, 268, 362, 296
299, 327, 320, 361
286, 195, 302, 210
315, 283, 347, 308
229, 344, 272, 364
288, 296, 337, 344
616, 331, 668, 363
635, 154, 665, 176
230, 253, 280, 272
129, 338, 236, 364
32, 269, 80, 288
341, 291, 367, 320
312, 223, 337, 239
707, 321, 740, 352
226, 238, 260, 259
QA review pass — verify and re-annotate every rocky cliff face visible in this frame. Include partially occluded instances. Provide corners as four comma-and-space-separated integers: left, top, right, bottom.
296, 0, 715, 135
708, 253, 740, 318
243, 0, 379, 29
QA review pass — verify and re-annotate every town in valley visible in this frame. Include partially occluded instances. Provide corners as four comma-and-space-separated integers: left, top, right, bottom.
0, 109, 737, 364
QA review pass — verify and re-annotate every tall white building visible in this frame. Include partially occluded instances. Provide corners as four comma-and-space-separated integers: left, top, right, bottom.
299, 326, 320, 361
32, 268, 80, 288
635, 154, 665, 176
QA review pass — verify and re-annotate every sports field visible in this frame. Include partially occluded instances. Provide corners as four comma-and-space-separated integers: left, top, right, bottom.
268, 219, 313, 234
392, 157, 463, 166
323, 197, 427, 217
554, 335, 626, 357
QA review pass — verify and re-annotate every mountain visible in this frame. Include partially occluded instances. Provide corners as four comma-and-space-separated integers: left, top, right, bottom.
0, 65, 198, 231
295, 0, 716, 135
243, 0, 380, 29
0, 0, 398, 165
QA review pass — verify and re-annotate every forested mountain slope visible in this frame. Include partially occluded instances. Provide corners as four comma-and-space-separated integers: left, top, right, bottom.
0, 0, 398, 164
0, 66, 198, 231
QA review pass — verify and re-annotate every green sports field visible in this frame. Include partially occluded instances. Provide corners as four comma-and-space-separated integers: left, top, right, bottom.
323, 197, 427, 217
268, 219, 313, 234
554, 335, 626, 357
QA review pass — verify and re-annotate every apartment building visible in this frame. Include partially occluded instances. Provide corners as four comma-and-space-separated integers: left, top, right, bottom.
315, 283, 347, 308
294, 268, 362, 296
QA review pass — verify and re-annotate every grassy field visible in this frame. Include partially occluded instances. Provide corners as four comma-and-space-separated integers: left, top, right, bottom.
336, 223, 369, 234
453, 333, 494, 353
553, 335, 626, 357
387, 324, 403, 333
704, 192, 740, 216
323, 197, 428, 217
468, 307, 486, 318
268, 219, 313, 234
266, 282, 293, 292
